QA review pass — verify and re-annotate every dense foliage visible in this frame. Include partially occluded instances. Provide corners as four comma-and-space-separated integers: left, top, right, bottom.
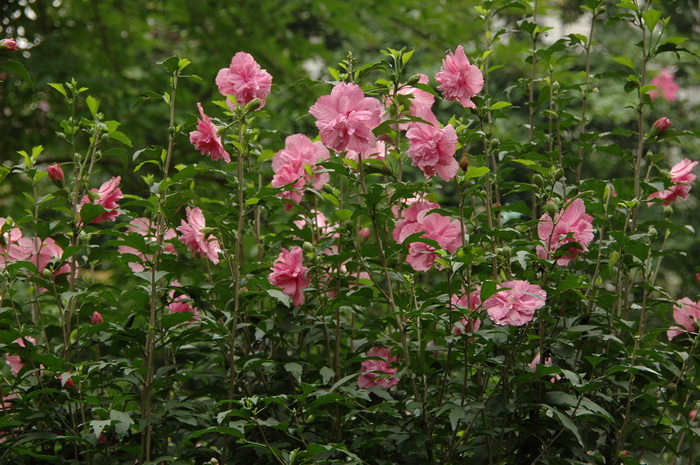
1, 1, 700, 464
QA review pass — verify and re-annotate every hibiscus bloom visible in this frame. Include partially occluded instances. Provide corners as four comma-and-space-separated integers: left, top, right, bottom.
529, 354, 561, 382
80, 176, 123, 224
484, 280, 547, 326
177, 207, 221, 264
358, 346, 400, 389
435, 45, 484, 109
406, 108, 459, 181
536, 198, 594, 266
118, 218, 177, 272
5, 336, 35, 376
398, 210, 463, 271
392, 199, 440, 243
268, 247, 310, 306
648, 158, 698, 205
271, 134, 330, 209
451, 287, 482, 335
167, 282, 201, 324
649, 68, 679, 102
31, 237, 69, 276
309, 82, 382, 153
216, 52, 272, 109
0, 218, 34, 268
190, 103, 230, 162
667, 297, 700, 340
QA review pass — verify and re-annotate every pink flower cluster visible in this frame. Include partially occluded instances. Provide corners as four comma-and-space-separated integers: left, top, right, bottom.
393, 200, 462, 271
80, 176, 123, 224
667, 298, 700, 341
271, 134, 330, 210
268, 247, 310, 306
435, 45, 484, 109
537, 198, 594, 266
118, 217, 177, 272
649, 68, 679, 102
484, 280, 547, 326
358, 346, 400, 389
216, 52, 272, 109
177, 207, 221, 264
309, 82, 383, 153
451, 287, 482, 335
190, 103, 230, 163
648, 158, 698, 205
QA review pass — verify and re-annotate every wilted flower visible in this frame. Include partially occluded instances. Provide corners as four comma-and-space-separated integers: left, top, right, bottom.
190, 103, 230, 163
358, 346, 400, 389
80, 177, 123, 224
484, 280, 547, 326
536, 198, 594, 266
529, 354, 561, 382
435, 45, 484, 109
268, 247, 310, 306
216, 52, 272, 109
177, 207, 221, 264
667, 297, 700, 340
309, 82, 382, 153
649, 68, 679, 102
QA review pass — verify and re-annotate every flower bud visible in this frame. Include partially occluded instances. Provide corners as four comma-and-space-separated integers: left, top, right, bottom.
501, 245, 511, 260
47, 164, 64, 186
664, 205, 673, 219
245, 98, 262, 112
405, 74, 421, 86
60, 374, 75, 390
0, 38, 18, 53
532, 174, 544, 189
459, 155, 469, 172
91, 311, 103, 325
546, 202, 559, 219
552, 168, 564, 182
648, 227, 657, 242
302, 241, 314, 253
358, 227, 370, 240
648, 117, 671, 138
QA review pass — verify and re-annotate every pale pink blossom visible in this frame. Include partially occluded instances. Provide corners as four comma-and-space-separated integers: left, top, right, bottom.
451, 287, 481, 335
649, 68, 679, 102
118, 217, 177, 272
667, 297, 700, 340
358, 227, 371, 240
398, 211, 463, 271
435, 45, 484, 109
80, 176, 123, 224
406, 108, 458, 181
5, 336, 35, 376
529, 354, 561, 382
0, 218, 34, 268
177, 207, 221, 264
216, 52, 272, 109
271, 134, 330, 209
536, 198, 594, 266
358, 346, 400, 389
389, 73, 436, 131
309, 82, 382, 153
484, 280, 547, 326
268, 247, 310, 306
648, 158, 698, 205
190, 103, 230, 163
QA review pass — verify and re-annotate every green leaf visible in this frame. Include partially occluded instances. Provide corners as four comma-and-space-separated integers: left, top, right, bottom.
284, 362, 303, 383
267, 289, 291, 308
547, 407, 584, 447
464, 166, 490, 180
480, 281, 498, 301
79, 203, 108, 225
643, 9, 661, 33
320, 366, 334, 385
0, 60, 34, 89
612, 56, 636, 71
86, 95, 100, 117
489, 101, 512, 111
335, 209, 353, 221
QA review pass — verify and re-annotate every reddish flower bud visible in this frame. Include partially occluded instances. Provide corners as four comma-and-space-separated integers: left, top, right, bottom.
1, 38, 18, 52
47, 164, 64, 185
459, 155, 469, 172
648, 117, 671, 139
91, 311, 103, 325
60, 375, 75, 389
358, 227, 371, 240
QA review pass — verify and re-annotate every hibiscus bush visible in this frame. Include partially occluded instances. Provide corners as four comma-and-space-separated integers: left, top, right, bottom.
2, 1, 700, 464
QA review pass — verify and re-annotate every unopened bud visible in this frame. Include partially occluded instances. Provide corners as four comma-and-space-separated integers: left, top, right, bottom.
553, 168, 564, 182
60, 374, 75, 390
0, 38, 18, 53
608, 250, 620, 270
648, 117, 671, 138
302, 241, 314, 253
546, 202, 559, 219
245, 98, 262, 112
91, 311, 103, 325
532, 174, 544, 188
489, 138, 500, 150
405, 74, 421, 86
664, 205, 673, 219
47, 164, 64, 187
358, 227, 371, 240
459, 155, 469, 172
648, 227, 658, 242
501, 245, 511, 260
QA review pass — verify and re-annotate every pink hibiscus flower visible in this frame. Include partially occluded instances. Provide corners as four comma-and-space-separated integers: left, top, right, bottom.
451, 287, 482, 335
167, 282, 201, 323
190, 103, 231, 162
392, 199, 440, 243
31, 237, 69, 275
536, 198, 594, 266
5, 336, 35, 376
406, 108, 459, 181
0, 218, 34, 268
529, 354, 561, 382
80, 176, 123, 224
435, 45, 484, 109
309, 82, 383, 153
177, 207, 221, 264
484, 280, 547, 326
345, 140, 388, 164
268, 247, 310, 306
649, 68, 679, 102
271, 134, 330, 209
648, 158, 698, 205
398, 210, 463, 271
216, 52, 272, 109
118, 217, 177, 272
357, 346, 400, 389
667, 297, 700, 340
